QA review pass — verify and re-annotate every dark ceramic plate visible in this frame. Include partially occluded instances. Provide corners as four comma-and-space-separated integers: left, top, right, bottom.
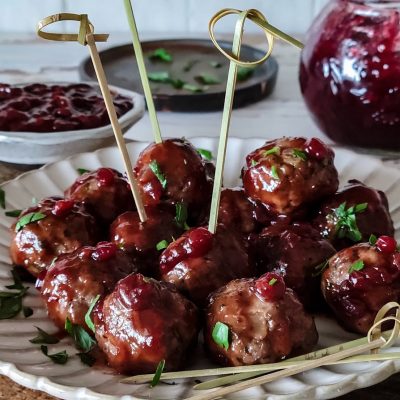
79, 39, 278, 112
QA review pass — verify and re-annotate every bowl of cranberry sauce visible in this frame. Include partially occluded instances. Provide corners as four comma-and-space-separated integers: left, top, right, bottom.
300, 0, 400, 151
0, 82, 145, 165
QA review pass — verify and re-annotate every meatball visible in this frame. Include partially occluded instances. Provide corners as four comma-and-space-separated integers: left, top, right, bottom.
313, 180, 394, 250
10, 197, 98, 277
321, 237, 400, 334
40, 242, 136, 332
205, 273, 318, 366
134, 138, 213, 223
159, 225, 254, 307
110, 206, 183, 277
242, 137, 339, 215
93, 273, 199, 374
252, 223, 336, 310
217, 188, 270, 235
65, 167, 134, 225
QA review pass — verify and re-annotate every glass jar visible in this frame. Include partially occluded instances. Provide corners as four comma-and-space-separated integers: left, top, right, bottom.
300, 0, 400, 150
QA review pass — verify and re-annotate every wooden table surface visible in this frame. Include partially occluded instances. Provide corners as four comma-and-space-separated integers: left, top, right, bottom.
0, 32, 399, 400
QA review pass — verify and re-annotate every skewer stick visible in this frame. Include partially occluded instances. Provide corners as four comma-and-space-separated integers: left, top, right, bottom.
37, 13, 147, 222
123, 0, 162, 144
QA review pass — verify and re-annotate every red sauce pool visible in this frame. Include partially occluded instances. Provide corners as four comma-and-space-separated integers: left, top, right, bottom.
0, 83, 133, 132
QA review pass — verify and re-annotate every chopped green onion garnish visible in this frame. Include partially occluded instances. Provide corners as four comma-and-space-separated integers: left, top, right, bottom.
263, 147, 280, 157
269, 278, 277, 286
150, 359, 166, 387
15, 212, 46, 232
156, 240, 169, 251
271, 166, 280, 180
369, 234, 378, 246
85, 295, 100, 334
77, 168, 90, 175
212, 322, 229, 350
148, 48, 172, 63
149, 160, 167, 189
197, 148, 213, 161
195, 74, 221, 85
348, 260, 365, 274
292, 149, 308, 161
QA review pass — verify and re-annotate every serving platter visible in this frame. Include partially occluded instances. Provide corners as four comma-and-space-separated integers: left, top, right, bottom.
0, 137, 399, 400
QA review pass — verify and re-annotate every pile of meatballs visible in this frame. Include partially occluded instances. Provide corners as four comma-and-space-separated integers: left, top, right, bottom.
9, 136, 398, 374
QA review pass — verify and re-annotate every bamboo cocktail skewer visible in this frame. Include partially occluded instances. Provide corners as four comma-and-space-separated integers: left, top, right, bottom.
123, 0, 162, 144
36, 13, 147, 222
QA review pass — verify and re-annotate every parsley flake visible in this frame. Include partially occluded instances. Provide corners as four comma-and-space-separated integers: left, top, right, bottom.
77, 168, 90, 175
175, 202, 189, 230
15, 212, 46, 232
263, 147, 280, 157
41, 345, 68, 365
292, 149, 308, 161
212, 322, 229, 350
30, 327, 60, 344
0, 188, 5, 209
348, 260, 365, 274
65, 318, 96, 353
251, 159, 259, 167
150, 359, 165, 387
270, 165, 280, 180
197, 148, 213, 161
0, 270, 28, 320
269, 278, 277, 286
369, 234, 378, 246
149, 160, 167, 189
149, 48, 172, 63
156, 240, 169, 251
5, 209, 22, 217
329, 202, 368, 242
85, 295, 100, 334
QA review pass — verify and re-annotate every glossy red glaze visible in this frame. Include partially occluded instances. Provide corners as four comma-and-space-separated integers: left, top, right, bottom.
300, 1, 400, 150
305, 138, 331, 160
52, 199, 75, 217
0, 83, 133, 132
376, 235, 398, 254
35, 269, 47, 290
255, 273, 286, 301
92, 242, 117, 261
96, 168, 115, 187
160, 227, 213, 275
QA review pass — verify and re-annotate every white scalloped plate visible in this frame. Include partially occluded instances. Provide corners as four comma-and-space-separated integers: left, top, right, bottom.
0, 137, 399, 400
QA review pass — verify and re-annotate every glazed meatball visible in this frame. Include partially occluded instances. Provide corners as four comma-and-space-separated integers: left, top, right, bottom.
93, 273, 199, 374
205, 273, 318, 366
110, 206, 183, 277
40, 242, 136, 332
134, 138, 213, 223
313, 180, 394, 250
217, 188, 270, 235
10, 197, 98, 277
252, 223, 336, 309
321, 237, 400, 334
159, 225, 254, 307
65, 167, 134, 225
242, 137, 339, 215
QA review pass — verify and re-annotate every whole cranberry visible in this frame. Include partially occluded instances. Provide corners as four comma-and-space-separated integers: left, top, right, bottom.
254, 273, 286, 301
52, 199, 75, 217
92, 242, 117, 261
376, 236, 398, 254
305, 138, 332, 160
96, 168, 115, 187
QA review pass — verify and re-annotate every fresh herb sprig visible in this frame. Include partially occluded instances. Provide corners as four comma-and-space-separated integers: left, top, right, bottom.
329, 202, 368, 242
65, 318, 96, 353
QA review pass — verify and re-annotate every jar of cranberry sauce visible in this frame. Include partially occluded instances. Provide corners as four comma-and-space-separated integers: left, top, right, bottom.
300, 0, 400, 150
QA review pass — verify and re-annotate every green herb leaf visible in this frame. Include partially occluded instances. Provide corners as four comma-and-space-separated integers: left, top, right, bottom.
292, 149, 308, 161
210, 61, 222, 68
149, 48, 172, 63
312, 260, 330, 277
0, 296, 23, 319
5, 210, 22, 217
77, 168, 90, 175
195, 74, 221, 85
212, 322, 229, 350
85, 295, 100, 334
270, 165, 280, 180
65, 318, 96, 353
237, 66, 255, 82
30, 327, 60, 344
175, 202, 189, 230
263, 147, 280, 157
149, 160, 167, 189
77, 352, 96, 367
251, 159, 259, 167
6, 268, 24, 291
150, 359, 165, 387
369, 234, 378, 246
269, 278, 277, 286
41, 345, 68, 365
197, 148, 213, 161
348, 260, 365, 274
0, 188, 5, 209
330, 202, 368, 243
182, 83, 204, 93
156, 240, 169, 251
15, 212, 46, 232
183, 59, 199, 72
23, 306, 33, 318
148, 71, 171, 83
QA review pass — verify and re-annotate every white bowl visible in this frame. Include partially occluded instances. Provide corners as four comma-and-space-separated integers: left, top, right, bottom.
0, 82, 145, 165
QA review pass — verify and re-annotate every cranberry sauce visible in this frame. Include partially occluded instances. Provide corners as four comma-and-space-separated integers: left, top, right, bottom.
0, 83, 133, 132
300, 0, 400, 150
